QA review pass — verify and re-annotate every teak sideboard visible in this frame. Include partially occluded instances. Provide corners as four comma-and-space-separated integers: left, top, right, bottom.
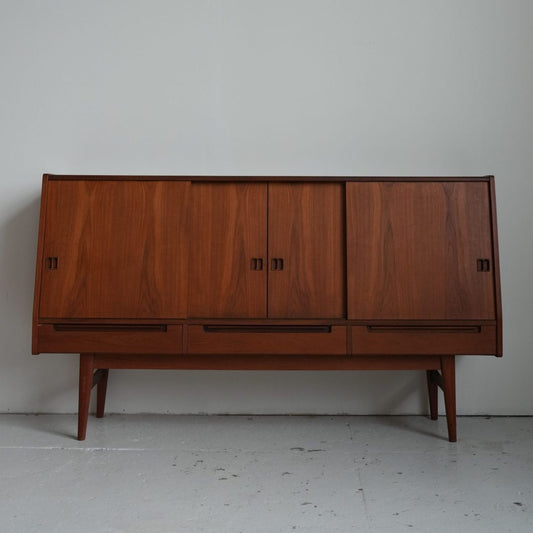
32, 175, 502, 441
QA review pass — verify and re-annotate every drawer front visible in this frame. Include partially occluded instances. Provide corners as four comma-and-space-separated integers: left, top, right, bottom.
351, 325, 497, 355
37, 324, 183, 354
187, 325, 347, 355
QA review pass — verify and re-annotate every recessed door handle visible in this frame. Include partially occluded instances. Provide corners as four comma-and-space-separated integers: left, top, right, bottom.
271, 258, 284, 271
46, 257, 58, 270
250, 258, 264, 271
477, 259, 490, 272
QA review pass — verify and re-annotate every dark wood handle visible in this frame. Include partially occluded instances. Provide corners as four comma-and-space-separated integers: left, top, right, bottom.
271, 258, 284, 271
54, 324, 168, 332
367, 326, 481, 333
477, 259, 490, 272
203, 325, 331, 333
250, 258, 264, 271
46, 257, 58, 270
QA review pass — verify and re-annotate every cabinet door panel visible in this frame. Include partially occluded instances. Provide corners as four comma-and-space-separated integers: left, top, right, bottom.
268, 183, 346, 318
188, 183, 267, 318
40, 180, 189, 319
347, 182, 495, 320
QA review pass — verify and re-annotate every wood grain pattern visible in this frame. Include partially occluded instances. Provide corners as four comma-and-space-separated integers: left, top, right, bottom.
33, 176, 501, 441
39, 180, 189, 319
351, 325, 497, 355
37, 324, 182, 354
92, 352, 442, 371
188, 183, 267, 318
268, 183, 346, 318
347, 182, 495, 320
187, 325, 347, 355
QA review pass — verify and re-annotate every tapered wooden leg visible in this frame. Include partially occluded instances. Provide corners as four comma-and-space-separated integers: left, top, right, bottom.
78, 354, 94, 441
96, 369, 109, 418
440, 356, 457, 443
426, 370, 439, 420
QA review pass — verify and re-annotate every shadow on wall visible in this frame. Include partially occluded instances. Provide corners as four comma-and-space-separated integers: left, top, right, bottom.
0, 194, 41, 346
0, 193, 81, 414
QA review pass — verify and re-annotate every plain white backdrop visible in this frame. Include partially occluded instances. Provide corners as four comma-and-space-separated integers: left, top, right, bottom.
0, 1, 531, 415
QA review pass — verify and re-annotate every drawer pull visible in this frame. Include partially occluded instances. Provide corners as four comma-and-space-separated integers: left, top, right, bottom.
367, 326, 481, 333
53, 324, 168, 332
203, 325, 331, 334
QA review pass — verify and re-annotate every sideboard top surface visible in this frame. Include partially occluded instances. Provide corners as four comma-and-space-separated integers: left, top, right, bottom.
43, 174, 494, 182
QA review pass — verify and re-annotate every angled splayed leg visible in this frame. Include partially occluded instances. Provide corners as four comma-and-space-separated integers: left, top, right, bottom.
78, 355, 109, 440
78, 354, 94, 441
426, 357, 457, 442
440, 356, 457, 442
426, 370, 439, 420
95, 369, 109, 418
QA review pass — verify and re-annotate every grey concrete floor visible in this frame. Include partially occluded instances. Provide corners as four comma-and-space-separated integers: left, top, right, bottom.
0, 415, 532, 533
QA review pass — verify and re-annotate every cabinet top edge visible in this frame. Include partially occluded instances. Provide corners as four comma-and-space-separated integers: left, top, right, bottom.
43, 174, 494, 182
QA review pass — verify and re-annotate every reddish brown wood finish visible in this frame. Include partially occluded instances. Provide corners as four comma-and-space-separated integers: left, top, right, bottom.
441, 356, 457, 442
45, 174, 494, 183
351, 325, 497, 355
78, 354, 94, 441
188, 183, 267, 318
95, 369, 109, 418
187, 325, 347, 355
425, 360, 457, 440
40, 180, 189, 319
346, 182, 495, 320
36, 324, 183, 354
75, 352, 457, 441
267, 183, 346, 318
426, 370, 439, 420
32, 175, 501, 442
91, 352, 442, 371
32, 175, 50, 354
489, 176, 503, 356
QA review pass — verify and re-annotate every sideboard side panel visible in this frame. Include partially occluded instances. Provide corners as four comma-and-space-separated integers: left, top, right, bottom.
32, 175, 50, 354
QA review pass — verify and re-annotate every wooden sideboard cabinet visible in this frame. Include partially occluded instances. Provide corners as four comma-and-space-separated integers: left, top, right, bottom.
32, 175, 502, 442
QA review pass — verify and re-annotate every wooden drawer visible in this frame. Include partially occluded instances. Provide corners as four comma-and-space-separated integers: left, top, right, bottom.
187, 325, 347, 355
351, 325, 497, 355
36, 324, 183, 354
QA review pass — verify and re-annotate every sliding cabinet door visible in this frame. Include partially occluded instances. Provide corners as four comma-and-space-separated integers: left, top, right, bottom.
268, 183, 346, 318
40, 180, 189, 319
346, 181, 495, 320
188, 182, 267, 318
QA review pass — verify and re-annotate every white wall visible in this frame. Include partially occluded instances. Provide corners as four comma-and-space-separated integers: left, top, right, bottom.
1, 0, 532, 415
